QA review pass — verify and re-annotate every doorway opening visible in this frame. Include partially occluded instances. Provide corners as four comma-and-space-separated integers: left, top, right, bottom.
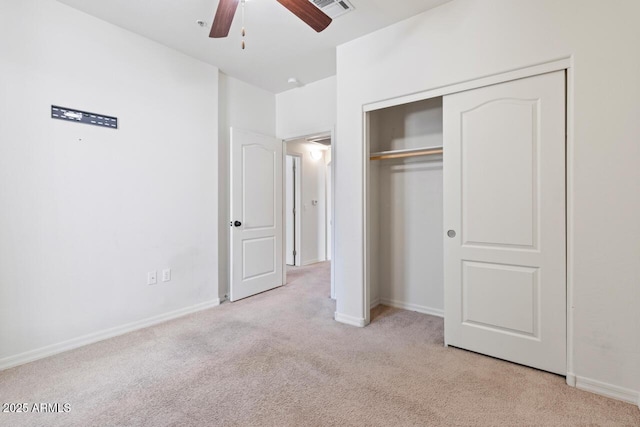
284, 132, 334, 298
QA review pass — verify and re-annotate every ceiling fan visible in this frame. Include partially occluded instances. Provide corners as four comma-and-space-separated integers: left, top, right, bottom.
209, 0, 332, 39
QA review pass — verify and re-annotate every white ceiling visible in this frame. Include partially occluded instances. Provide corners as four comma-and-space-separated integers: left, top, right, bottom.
56, 0, 450, 93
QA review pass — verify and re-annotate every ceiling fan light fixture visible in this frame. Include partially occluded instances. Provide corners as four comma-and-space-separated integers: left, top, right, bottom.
209, 0, 332, 41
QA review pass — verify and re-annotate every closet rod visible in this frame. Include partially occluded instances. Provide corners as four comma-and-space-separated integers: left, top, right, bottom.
369, 146, 443, 161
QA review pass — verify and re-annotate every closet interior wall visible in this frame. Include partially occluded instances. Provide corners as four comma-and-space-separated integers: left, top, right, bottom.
369, 97, 445, 316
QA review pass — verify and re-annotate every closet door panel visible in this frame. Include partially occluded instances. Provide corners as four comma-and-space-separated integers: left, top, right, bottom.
461, 99, 537, 249
443, 71, 566, 375
462, 261, 538, 336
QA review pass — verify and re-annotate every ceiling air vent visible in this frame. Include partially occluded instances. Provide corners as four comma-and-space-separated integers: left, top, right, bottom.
310, 0, 354, 19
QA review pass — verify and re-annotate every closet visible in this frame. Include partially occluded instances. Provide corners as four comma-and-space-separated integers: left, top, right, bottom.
368, 97, 445, 317
366, 70, 567, 376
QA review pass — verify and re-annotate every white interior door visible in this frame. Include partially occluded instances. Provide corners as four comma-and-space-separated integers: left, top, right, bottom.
230, 128, 283, 301
443, 71, 566, 375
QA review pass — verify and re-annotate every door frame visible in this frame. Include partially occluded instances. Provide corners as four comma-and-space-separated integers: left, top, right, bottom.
283, 129, 336, 299
285, 153, 302, 267
326, 160, 332, 262
362, 56, 576, 383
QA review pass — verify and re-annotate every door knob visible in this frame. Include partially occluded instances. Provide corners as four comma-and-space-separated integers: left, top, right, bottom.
234, 221, 242, 227
447, 230, 456, 238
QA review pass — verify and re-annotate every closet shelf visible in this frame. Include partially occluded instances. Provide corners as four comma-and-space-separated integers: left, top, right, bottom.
369, 146, 443, 161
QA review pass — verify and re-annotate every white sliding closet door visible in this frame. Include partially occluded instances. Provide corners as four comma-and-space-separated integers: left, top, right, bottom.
443, 71, 566, 375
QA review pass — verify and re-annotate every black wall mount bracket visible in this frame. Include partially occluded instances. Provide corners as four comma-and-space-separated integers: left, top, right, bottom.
51, 105, 118, 129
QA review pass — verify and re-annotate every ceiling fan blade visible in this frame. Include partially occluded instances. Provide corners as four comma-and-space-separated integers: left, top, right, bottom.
276, 0, 332, 33
210, 0, 240, 38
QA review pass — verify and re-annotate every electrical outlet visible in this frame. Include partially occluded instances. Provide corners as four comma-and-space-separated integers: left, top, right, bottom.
162, 268, 171, 282
147, 271, 157, 285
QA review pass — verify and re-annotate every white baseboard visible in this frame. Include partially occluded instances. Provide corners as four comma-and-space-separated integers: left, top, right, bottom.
334, 312, 367, 327
370, 298, 381, 309
566, 372, 577, 387
573, 375, 639, 406
378, 298, 444, 318
0, 299, 220, 371
302, 258, 324, 266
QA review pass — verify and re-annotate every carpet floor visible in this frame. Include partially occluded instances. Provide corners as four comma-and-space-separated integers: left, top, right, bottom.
1, 262, 639, 426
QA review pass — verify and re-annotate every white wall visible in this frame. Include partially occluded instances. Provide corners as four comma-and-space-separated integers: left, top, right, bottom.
276, 76, 336, 140
218, 73, 276, 297
286, 141, 327, 265
335, 0, 640, 403
0, 0, 219, 366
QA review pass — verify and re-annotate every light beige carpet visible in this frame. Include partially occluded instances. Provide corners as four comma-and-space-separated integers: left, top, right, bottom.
1, 262, 638, 426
